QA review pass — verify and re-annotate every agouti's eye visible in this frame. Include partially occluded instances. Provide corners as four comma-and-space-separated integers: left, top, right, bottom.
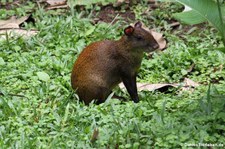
136, 36, 143, 40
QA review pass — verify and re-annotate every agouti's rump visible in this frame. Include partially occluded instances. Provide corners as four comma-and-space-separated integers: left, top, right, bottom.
71, 41, 121, 104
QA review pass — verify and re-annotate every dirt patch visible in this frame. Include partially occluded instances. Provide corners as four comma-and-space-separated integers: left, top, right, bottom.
93, 4, 135, 24
0, 0, 26, 10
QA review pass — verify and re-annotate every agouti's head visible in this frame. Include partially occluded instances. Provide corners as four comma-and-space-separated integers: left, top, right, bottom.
124, 21, 159, 52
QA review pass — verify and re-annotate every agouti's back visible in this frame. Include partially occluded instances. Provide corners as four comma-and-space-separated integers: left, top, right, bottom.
71, 21, 159, 105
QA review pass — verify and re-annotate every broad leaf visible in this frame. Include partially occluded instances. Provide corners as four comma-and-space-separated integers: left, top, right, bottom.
173, 10, 206, 25
37, 71, 50, 82
174, 0, 225, 34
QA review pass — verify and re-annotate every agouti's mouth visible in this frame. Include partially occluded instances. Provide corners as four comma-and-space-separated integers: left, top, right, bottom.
152, 44, 159, 50
145, 43, 159, 52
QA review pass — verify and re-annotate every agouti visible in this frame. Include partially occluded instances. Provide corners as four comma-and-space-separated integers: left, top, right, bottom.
71, 21, 159, 105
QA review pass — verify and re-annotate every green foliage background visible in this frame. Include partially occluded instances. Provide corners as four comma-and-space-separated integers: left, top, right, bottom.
0, 1, 225, 148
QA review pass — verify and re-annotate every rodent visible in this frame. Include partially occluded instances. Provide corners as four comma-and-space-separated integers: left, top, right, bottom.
71, 21, 159, 105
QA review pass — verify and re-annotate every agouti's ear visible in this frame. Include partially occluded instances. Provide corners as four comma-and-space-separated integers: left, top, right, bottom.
134, 21, 142, 28
124, 26, 134, 36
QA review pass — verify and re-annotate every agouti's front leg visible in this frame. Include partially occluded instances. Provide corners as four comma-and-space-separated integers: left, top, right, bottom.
121, 73, 139, 103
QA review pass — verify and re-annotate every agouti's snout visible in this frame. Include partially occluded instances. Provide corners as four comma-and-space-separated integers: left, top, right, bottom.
71, 21, 159, 105
152, 43, 159, 50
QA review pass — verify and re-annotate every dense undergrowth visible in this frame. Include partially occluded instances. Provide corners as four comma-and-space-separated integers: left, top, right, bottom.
0, 1, 225, 148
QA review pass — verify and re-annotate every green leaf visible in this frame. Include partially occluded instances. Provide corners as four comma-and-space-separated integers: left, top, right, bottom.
63, 103, 70, 124
14, 45, 21, 51
37, 71, 50, 82
214, 47, 225, 53
181, 69, 188, 75
0, 57, 5, 65
84, 26, 95, 36
125, 144, 132, 148
173, 10, 206, 25
174, 0, 225, 34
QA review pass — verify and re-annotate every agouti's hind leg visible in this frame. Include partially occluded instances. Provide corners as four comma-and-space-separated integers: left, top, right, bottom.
93, 87, 112, 105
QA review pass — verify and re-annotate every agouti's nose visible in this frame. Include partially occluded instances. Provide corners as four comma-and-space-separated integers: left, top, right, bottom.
153, 44, 159, 49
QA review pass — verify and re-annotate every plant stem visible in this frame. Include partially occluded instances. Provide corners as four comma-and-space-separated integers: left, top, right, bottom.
217, 0, 225, 47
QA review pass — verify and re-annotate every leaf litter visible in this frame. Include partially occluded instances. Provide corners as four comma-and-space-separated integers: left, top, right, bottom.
0, 15, 38, 39
119, 78, 199, 92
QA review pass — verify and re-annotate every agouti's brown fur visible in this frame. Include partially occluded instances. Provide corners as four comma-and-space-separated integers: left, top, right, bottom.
71, 22, 159, 105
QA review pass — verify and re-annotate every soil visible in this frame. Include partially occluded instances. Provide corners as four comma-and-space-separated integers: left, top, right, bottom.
93, 4, 135, 24
91, 1, 158, 24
